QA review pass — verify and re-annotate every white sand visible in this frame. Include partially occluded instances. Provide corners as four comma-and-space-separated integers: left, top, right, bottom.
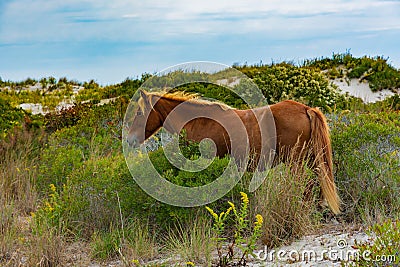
332, 79, 397, 103
18, 103, 45, 115
248, 230, 372, 266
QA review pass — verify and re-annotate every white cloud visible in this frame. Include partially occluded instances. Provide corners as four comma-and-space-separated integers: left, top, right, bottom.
1, 0, 399, 82
1, 0, 399, 44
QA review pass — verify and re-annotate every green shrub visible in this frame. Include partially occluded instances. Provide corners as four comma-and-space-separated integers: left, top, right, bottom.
385, 94, 400, 110
37, 98, 127, 192
75, 77, 141, 102
238, 64, 347, 111
0, 98, 25, 134
348, 65, 369, 79
352, 219, 400, 266
102, 78, 142, 99
367, 67, 400, 91
327, 66, 344, 79
38, 144, 84, 192
42, 152, 162, 239
302, 52, 355, 70
177, 82, 247, 109
44, 103, 92, 133
56, 154, 137, 237
167, 156, 230, 188
331, 111, 400, 223
304, 53, 400, 92
128, 139, 233, 228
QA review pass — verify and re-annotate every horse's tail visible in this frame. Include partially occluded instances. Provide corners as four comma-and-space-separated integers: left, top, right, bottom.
307, 108, 340, 215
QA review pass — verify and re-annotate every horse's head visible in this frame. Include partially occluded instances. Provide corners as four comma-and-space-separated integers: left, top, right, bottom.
126, 90, 163, 147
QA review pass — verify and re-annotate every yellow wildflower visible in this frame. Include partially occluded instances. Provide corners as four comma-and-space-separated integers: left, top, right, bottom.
225, 206, 233, 216
49, 183, 56, 192
205, 206, 218, 221
255, 214, 263, 227
186, 261, 195, 266
240, 192, 249, 205
131, 259, 140, 266
45, 201, 54, 212
228, 201, 235, 209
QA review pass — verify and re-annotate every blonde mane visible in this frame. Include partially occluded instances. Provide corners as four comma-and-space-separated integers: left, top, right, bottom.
140, 90, 233, 110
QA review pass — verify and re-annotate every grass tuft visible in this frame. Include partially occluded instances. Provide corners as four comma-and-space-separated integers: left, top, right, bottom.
252, 144, 320, 247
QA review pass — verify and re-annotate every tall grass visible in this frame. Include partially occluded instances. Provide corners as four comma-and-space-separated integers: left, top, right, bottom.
164, 217, 213, 265
0, 127, 48, 265
120, 219, 160, 263
28, 228, 64, 267
251, 144, 320, 247
90, 219, 159, 263
0, 199, 18, 264
0, 127, 40, 213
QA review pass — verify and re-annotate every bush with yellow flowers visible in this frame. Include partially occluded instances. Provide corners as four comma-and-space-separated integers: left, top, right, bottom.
206, 192, 263, 266
31, 183, 64, 235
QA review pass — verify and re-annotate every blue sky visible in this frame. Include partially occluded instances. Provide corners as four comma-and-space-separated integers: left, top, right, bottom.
1, 0, 400, 84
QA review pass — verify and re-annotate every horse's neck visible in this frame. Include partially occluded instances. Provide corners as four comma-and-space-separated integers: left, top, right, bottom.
156, 99, 225, 133
154, 98, 181, 120
153, 99, 183, 133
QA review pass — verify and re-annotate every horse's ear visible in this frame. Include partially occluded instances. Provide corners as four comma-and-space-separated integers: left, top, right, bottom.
139, 89, 149, 105
139, 89, 147, 98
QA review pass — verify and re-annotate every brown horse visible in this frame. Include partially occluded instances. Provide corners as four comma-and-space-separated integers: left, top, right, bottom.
126, 90, 340, 214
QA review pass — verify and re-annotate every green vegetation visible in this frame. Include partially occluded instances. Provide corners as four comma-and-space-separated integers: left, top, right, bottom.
0, 53, 399, 266
253, 146, 319, 248
331, 111, 400, 224
352, 219, 400, 266
0, 98, 25, 134
237, 63, 348, 111
304, 52, 400, 92
205, 192, 264, 266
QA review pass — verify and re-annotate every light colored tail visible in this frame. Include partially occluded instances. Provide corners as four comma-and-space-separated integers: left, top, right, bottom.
307, 108, 340, 215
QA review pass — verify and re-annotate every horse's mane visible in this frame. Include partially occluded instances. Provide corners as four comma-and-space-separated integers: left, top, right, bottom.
143, 90, 233, 110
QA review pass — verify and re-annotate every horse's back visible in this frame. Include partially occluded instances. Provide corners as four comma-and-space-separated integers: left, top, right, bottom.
269, 100, 312, 149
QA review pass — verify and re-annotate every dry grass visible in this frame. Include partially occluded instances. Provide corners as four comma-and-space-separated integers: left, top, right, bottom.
121, 220, 160, 262
89, 217, 160, 264
0, 129, 40, 265
0, 128, 40, 214
0, 200, 17, 264
28, 228, 65, 267
0, 128, 65, 266
251, 144, 320, 247
164, 216, 214, 265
